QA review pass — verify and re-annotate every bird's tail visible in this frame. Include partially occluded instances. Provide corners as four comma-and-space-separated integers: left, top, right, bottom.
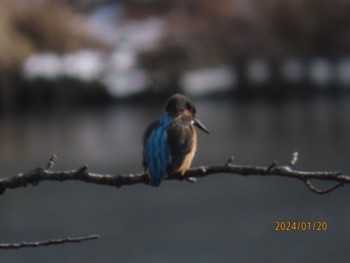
150, 177, 162, 187
147, 170, 165, 187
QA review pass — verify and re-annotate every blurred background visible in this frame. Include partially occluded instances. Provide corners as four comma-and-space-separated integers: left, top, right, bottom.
1, 0, 350, 262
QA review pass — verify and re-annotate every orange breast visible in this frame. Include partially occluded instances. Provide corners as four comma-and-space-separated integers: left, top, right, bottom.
176, 126, 197, 175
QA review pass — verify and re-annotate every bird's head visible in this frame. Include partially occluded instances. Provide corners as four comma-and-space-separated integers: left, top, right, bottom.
164, 93, 209, 134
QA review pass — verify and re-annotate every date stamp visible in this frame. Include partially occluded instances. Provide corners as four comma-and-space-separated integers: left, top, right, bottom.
275, 221, 328, 231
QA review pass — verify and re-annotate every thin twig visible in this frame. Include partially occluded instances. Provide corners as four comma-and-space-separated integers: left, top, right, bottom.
45, 154, 57, 171
289, 151, 299, 167
266, 161, 277, 173
0, 235, 99, 249
304, 180, 344, 195
225, 155, 235, 166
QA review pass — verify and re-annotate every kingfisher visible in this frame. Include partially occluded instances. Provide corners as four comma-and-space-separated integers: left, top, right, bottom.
143, 93, 209, 187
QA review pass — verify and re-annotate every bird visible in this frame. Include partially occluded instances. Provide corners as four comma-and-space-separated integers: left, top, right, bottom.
143, 93, 209, 187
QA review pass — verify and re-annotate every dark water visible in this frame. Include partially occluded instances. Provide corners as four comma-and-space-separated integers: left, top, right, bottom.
1, 95, 350, 262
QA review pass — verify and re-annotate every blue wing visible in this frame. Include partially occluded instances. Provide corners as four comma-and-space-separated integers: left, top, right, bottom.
143, 115, 172, 186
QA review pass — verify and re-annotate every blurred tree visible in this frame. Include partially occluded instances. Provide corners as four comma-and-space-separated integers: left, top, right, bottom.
146, 0, 350, 64
0, 0, 101, 109
264, 0, 350, 56
14, 0, 99, 52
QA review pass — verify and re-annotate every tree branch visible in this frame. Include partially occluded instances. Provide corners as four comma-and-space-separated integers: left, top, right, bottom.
0, 235, 99, 249
0, 153, 348, 196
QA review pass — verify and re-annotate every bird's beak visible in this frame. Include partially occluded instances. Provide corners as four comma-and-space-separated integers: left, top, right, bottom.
194, 118, 210, 134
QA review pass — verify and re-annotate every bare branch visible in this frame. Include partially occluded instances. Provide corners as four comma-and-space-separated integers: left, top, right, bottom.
0, 154, 349, 196
0, 235, 99, 249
